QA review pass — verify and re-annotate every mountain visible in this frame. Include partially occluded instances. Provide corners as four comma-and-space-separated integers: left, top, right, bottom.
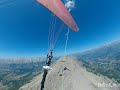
0, 61, 46, 90
19, 57, 120, 90
0, 57, 46, 64
77, 40, 120, 61
76, 40, 120, 83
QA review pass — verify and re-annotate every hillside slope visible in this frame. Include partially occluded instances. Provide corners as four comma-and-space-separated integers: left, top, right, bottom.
76, 40, 120, 83
19, 57, 120, 90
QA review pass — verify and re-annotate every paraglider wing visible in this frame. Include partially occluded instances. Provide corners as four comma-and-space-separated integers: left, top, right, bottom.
37, 0, 79, 32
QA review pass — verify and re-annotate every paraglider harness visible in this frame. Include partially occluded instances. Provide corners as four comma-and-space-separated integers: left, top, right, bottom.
40, 50, 53, 90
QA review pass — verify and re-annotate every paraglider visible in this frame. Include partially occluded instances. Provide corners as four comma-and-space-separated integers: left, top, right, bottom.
36, 0, 79, 90
37, 0, 79, 32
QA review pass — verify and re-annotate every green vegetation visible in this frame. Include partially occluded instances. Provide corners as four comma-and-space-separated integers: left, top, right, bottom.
77, 41, 120, 83
82, 60, 120, 83
0, 61, 45, 90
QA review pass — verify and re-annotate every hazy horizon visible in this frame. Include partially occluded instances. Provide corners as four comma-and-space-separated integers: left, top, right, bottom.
0, 0, 120, 57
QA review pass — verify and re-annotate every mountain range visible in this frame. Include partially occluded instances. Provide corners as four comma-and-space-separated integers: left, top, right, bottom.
76, 40, 120, 83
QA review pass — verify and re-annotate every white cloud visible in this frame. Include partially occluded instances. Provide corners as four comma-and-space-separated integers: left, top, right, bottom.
65, 0, 75, 12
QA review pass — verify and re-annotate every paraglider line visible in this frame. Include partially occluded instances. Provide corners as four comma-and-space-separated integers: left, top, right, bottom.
64, 28, 70, 55
48, 14, 54, 52
50, 15, 55, 50
51, 16, 56, 49
52, 23, 64, 49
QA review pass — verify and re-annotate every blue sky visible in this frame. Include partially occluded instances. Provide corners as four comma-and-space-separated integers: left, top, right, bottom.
0, 0, 120, 57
